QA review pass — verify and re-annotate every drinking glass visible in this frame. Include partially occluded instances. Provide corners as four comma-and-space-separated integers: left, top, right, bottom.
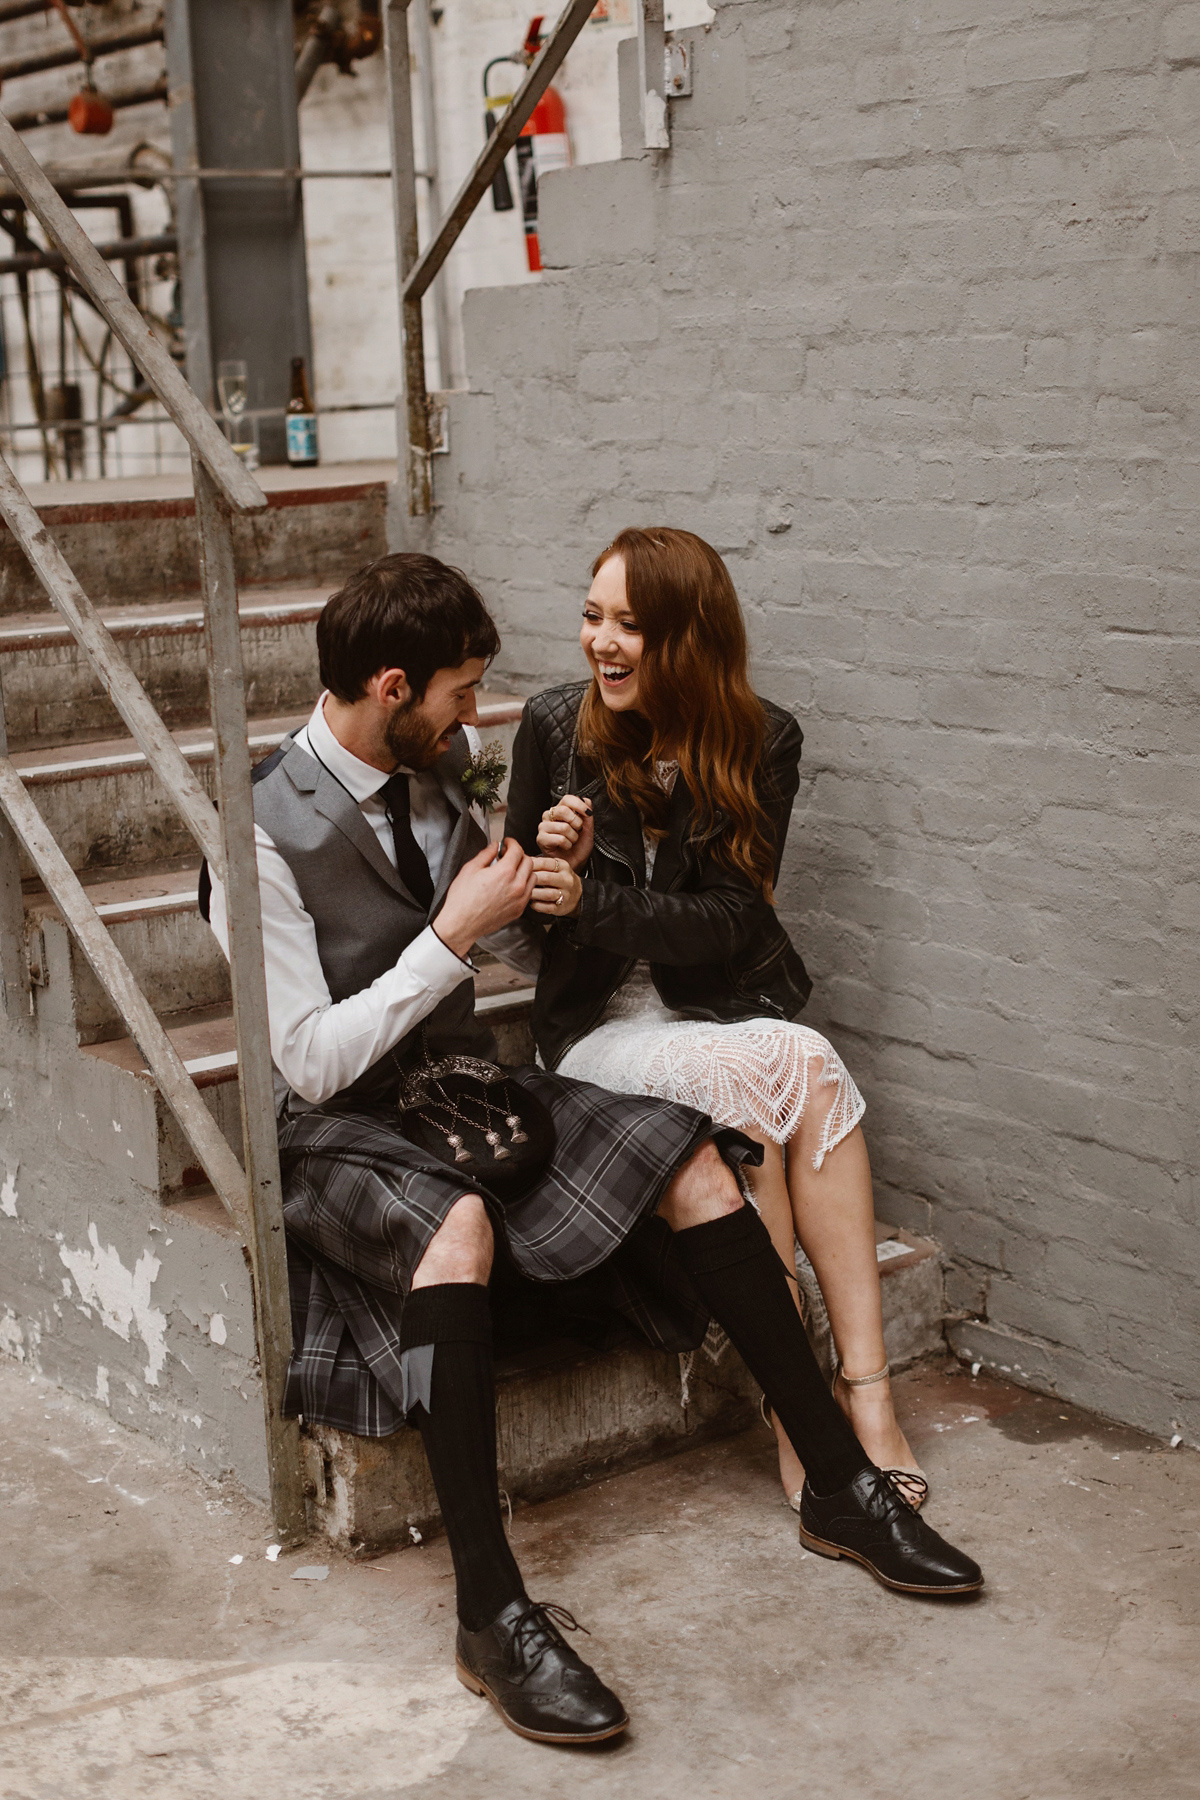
217, 359, 248, 422
230, 412, 260, 472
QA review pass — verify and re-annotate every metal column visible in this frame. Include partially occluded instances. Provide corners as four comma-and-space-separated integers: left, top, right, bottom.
165, 0, 313, 463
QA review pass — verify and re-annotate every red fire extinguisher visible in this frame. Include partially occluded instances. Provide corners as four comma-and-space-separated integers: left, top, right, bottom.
483, 17, 571, 273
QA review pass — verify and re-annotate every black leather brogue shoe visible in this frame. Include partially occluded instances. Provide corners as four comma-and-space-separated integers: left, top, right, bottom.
456, 1598, 630, 1744
799, 1467, 984, 1596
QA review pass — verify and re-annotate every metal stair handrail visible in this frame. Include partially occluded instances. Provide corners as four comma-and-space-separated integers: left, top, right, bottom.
0, 113, 305, 1539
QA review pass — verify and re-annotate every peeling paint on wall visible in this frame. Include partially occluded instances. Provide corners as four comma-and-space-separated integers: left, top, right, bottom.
59, 1224, 168, 1387
95, 1365, 110, 1406
0, 1308, 25, 1362
208, 1314, 227, 1346
1, 1162, 17, 1218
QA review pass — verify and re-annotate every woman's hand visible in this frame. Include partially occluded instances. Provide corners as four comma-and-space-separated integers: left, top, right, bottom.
537, 795, 594, 871
531, 855, 582, 918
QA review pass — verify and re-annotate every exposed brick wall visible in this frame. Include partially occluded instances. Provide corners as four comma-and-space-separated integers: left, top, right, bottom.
408, 0, 1200, 1442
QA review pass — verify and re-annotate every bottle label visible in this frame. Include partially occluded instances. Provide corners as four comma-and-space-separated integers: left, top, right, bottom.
286, 413, 318, 463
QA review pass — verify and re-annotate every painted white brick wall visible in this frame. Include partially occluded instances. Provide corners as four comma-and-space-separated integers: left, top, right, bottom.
412, 0, 1200, 1444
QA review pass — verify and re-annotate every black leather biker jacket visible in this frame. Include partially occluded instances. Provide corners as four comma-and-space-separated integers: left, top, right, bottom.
505, 681, 813, 1071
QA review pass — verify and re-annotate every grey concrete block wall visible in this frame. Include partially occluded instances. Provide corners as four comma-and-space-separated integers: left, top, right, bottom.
404, 0, 1200, 1443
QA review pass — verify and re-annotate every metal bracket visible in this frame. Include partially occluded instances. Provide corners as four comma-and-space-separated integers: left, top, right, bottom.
664, 40, 692, 97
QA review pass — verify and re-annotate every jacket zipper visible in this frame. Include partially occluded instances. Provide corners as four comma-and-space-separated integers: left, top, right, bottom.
553, 738, 644, 1065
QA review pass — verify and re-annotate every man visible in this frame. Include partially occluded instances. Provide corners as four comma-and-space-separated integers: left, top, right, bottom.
206, 553, 982, 1746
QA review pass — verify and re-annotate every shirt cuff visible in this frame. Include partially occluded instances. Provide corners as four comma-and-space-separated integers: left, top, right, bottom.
409, 924, 477, 986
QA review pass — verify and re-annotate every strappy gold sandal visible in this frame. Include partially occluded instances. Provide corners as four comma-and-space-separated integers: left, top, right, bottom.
762, 1369, 930, 1513
760, 1395, 808, 1514
834, 1361, 929, 1510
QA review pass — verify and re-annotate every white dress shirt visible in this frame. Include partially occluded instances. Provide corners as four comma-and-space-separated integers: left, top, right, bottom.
207, 695, 483, 1105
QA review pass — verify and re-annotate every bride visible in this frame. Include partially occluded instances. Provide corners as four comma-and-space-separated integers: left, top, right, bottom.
509, 525, 926, 1508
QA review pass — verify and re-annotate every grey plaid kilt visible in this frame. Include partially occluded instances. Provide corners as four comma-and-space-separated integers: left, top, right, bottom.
277, 1066, 757, 1437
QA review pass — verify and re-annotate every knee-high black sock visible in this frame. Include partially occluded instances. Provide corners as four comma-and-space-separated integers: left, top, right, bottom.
401, 1283, 526, 1632
673, 1206, 871, 1496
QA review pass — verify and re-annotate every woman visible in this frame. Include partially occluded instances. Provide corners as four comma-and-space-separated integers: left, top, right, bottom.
513, 526, 926, 1509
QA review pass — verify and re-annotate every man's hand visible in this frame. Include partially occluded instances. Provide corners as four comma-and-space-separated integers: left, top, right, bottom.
531, 856, 582, 918
433, 839, 536, 959
537, 795, 594, 871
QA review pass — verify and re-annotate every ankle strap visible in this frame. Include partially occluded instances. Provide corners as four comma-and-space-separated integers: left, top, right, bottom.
838, 1361, 890, 1388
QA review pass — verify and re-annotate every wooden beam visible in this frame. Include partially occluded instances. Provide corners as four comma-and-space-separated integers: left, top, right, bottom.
193, 457, 307, 1545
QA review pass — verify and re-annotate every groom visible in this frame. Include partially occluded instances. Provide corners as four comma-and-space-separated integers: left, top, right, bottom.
204, 552, 982, 1746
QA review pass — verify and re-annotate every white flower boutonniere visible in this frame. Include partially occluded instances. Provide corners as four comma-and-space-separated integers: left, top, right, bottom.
461, 738, 508, 814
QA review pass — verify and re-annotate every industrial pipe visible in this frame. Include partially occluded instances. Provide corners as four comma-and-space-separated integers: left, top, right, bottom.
294, 0, 380, 101
0, 229, 174, 276
295, 3, 341, 102
4, 78, 168, 134
0, 19, 163, 84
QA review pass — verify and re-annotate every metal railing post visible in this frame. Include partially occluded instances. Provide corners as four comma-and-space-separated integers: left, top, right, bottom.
163, 0, 215, 409
411, 0, 453, 390
383, 0, 432, 519
637, 0, 670, 151
193, 456, 306, 1542
0, 672, 30, 1032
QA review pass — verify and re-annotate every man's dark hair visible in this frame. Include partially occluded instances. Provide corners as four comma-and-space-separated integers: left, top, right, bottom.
317, 552, 501, 702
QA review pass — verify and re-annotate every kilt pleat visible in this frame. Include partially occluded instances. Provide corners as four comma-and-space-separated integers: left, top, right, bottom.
276, 1068, 759, 1438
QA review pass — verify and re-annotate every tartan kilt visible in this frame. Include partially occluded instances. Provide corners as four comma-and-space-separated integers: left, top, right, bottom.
277, 1067, 758, 1437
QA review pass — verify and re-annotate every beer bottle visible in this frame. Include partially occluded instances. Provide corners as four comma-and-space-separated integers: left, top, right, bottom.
286, 356, 318, 466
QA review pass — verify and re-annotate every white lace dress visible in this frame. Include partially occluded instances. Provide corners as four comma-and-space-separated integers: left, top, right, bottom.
557, 764, 865, 1170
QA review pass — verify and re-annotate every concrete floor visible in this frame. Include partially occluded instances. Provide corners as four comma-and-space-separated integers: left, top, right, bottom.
1, 1356, 1196, 1800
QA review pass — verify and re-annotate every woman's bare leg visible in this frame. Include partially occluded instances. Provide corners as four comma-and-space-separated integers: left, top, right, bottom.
741, 1141, 809, 1502
785, 1119, 919, 1478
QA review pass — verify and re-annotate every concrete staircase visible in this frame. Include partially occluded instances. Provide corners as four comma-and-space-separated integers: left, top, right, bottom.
0, 463, 947, 1543
0, 464, 398, 1491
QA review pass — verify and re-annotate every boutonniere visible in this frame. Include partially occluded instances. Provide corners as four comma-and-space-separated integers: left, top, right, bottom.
461, 738, 508, 814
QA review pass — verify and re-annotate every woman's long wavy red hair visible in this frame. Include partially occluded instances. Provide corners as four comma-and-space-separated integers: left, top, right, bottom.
577, 527, 776, 896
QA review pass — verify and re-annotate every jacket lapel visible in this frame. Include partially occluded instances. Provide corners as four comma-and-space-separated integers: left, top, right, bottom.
649, 772, 694, 891
430, 730, 486, 911
311, 770, 412, 898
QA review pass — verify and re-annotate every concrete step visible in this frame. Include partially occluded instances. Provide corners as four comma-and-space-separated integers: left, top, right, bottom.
72, 965, 538, 1199
29, 815, 531, 1047
11, 710, 308, 878
27, 866, 226, 1045
0, 461, 392, 614
0, 588, 325, 751
9, 695, 524, 879
305, 1226, 947, 1552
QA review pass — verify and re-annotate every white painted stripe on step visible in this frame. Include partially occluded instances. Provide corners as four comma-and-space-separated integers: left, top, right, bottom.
19, 730, 286, 784
0, 599, 324, 652
876, 1238, 915, 1263
181, 1050, 239, 1076
94, 891, 197, 920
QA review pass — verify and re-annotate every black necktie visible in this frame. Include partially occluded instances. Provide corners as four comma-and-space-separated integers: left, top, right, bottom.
380, 772, 435, 910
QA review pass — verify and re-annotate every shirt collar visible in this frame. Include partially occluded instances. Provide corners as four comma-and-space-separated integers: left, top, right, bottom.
305, 694, 398, 804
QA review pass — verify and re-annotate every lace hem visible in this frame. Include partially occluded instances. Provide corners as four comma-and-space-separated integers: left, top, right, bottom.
559, 995, 865, 1171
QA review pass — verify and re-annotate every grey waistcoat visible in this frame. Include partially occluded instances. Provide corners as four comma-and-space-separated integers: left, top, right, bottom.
253, 730, 494, 1112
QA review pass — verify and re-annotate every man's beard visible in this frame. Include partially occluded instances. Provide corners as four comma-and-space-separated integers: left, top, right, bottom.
384, 698, 460, 771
